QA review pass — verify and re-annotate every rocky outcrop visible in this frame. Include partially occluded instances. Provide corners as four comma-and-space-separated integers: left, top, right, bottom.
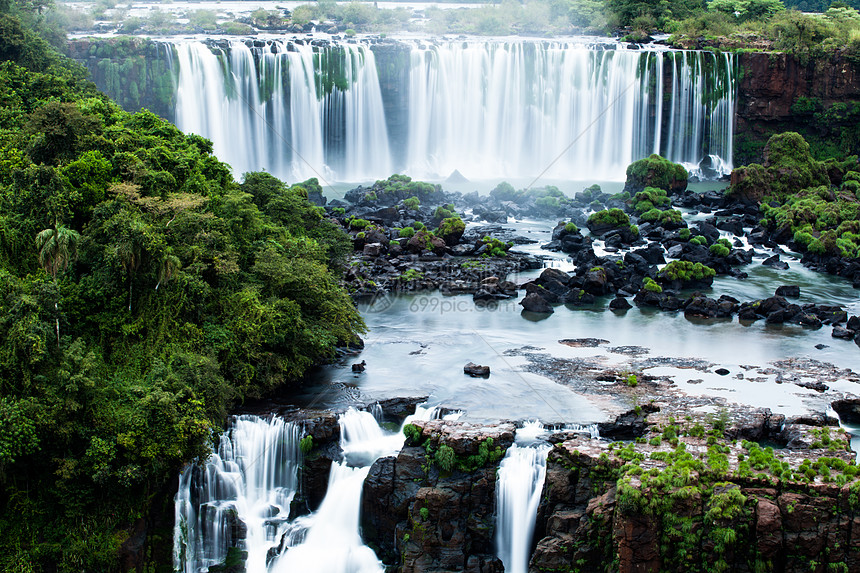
532, 430, 860, 573
735, 51, 860, 165
361, 420, 515, 572
354, 411, 859, 573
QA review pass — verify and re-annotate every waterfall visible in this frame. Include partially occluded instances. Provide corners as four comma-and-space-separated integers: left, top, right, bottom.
269, 408, 397, 573
166, 39, 737, 184
175, 405, 446, 572
495, 433, 552, 573
173, 415, 302, 573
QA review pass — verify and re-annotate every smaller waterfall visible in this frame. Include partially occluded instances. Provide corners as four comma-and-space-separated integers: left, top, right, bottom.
173, 416, 302, 573
269, 408, 395, 572
495, 425, 552, 573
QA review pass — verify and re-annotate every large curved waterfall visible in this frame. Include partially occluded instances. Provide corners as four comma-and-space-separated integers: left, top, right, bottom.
168, 39, 736, 183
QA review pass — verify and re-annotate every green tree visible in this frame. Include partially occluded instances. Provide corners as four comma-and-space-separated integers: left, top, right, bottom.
35, 224, 79, 346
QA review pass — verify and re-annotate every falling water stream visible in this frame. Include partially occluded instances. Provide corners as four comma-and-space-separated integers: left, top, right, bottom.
168, 39, 736, 182
174, 406, 452, 572
495, 422, 553, 573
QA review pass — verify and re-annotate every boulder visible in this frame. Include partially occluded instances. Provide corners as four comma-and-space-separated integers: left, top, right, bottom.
464, 362, 490, 377
776, 285, 800, 298
763, 255, 790, 270
521, 292, 554, 313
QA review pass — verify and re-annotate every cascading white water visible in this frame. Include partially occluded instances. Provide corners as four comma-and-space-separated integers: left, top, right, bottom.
174, 41, 391, 183
167, 39, 737, 183
269, 408, 398, 573
173, 415, 302, 573
495, 423, 552, 573
175, 404, 449, 572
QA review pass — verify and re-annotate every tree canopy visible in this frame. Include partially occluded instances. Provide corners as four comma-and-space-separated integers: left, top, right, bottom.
0, 11, 363, 570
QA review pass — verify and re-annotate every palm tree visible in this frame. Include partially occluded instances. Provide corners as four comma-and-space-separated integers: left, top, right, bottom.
155, 251, 181, 291
115, 222, 145, 312
35, 225, 80, 348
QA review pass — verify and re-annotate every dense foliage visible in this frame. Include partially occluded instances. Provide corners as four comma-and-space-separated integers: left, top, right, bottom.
0, 9, 362, 570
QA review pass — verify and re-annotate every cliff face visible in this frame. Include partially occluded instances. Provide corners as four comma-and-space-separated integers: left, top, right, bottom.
735, 51, 860, 164
361, 420, 516, 573
357, 414, 860, 573
533, 437, 860, 573
736, 52, 860, 121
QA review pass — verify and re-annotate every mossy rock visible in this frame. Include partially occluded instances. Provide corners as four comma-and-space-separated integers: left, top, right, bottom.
657, 260, 716, 290
729, 133, 830, 203
623, 154, 689, 195
435, 216, 465, 245
587, 208, 630, 235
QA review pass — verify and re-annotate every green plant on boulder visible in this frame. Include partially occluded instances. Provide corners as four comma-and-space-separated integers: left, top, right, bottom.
435, 444, 456, 472
658, 260, 716, 283
587, 208, 629, 228
633, 186, 671, 213
643, 277, 663, 293
639, 208, 684, 227
709, 238, 732, 257
300, 435, 314, 455
479, 236, 512, 257
403, 196, 420, 211
729, 132, 831, 203
623, 154, 689, 195
436, 216, 465, 245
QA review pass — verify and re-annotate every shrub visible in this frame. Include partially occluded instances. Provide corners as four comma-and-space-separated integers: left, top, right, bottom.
709, 243, 730, 257
300, 435, 314, 454
398, 226, 415, 239
564, 222, 579, 233
436, 217, 465, 244
624, 154, 688, 194
479, 236, 512, 258
435, 444, 456, 472
658, 260, 716, 282
643, 277, 663, 293
588, 208, 630, 227
403, 196, 420, 211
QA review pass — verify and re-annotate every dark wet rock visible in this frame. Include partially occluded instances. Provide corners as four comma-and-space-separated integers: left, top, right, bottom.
373, 397, 430, 421
362, 421, 513, 568
763, 254, 790, 270
715, 368, 730, 376
633, 289, 664, 308
352, 360, 367, 372
464, 362, 490, 377
524, 282, 560, 303
765, 309, 788, 324
609, 296, 632, 310
538, 267, 572, 285
796, 312, 822, 329
833, 399, 860, 425
815, 343, 829, 349
521, 292, 554, 313
582, 267, 610, 295
559, 338, 609, 348
776, 285, 800, 298
563, 289, 596, 306
597, 404, 659, 439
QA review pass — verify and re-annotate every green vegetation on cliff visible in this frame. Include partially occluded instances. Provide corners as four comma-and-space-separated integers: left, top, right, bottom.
730, 132, 860, 260
0, 9, 363, 570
